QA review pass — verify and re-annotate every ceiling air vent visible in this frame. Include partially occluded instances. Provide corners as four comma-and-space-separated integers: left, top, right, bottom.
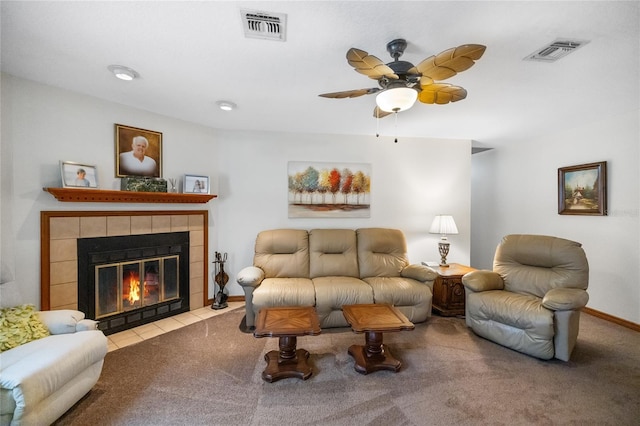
241, 10, 287, 41
524, 39, 589, 62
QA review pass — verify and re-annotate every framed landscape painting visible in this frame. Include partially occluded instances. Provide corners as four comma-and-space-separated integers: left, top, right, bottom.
288, 161, 371, 218
558, 161, 607, 216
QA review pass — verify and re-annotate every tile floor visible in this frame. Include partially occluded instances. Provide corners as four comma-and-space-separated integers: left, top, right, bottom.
106, 301, 245, 352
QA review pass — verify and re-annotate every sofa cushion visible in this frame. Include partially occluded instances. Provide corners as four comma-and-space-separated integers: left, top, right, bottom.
252, 278, 316, 313
364, 277, 430, 306
309, 229, 359, 278
313, 276, 374, 308
357, 228, 409, 278
364, 277, 433, 323
0, 305, 50, 352
254, 229, 310, 278
313, 276, 374, 327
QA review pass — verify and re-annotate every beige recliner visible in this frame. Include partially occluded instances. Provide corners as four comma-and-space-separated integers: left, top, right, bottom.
462, 234, 589, 361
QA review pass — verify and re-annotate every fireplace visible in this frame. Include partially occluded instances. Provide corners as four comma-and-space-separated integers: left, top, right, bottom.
41, 211, 210, 324
77, 232, 190, 335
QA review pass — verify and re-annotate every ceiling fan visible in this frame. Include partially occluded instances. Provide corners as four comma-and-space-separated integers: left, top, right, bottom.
319, 39, 486, 118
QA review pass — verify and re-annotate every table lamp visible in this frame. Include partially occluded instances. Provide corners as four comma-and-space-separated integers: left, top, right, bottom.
429, 215, 459, 267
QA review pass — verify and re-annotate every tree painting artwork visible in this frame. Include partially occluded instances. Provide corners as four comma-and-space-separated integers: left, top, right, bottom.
288, 161, 371, 218
558, 161, 607, 216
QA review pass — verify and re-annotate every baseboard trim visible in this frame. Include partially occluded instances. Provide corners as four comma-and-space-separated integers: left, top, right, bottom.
583, 307, 640, 332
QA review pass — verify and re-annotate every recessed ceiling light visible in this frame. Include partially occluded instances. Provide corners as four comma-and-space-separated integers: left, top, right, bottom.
107, 65, 139, 81
216, 101, 237, 111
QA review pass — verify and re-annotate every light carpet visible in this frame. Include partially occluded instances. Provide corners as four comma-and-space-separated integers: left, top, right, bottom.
54, 307, 640, 425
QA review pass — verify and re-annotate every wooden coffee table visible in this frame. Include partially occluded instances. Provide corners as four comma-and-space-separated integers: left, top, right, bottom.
342, 304, 415, 374
253, 306, 321, 383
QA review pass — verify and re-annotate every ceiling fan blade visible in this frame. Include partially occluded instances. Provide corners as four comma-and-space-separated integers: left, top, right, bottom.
346, 48, 399, 80
418, 83, 468, 104
409, 44, 486, 81
373, 106, 393, 118
318, 88, 380, 99
454, 44, 487, 60
420, 76, 434, 86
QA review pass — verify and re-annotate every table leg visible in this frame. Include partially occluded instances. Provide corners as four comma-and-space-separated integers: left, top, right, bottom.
278, 336, 297, 362
347, 331, 402, 374
261, 335, 314, 382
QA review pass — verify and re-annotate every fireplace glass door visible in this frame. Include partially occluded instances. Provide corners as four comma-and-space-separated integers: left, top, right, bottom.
95, 255, 179, 319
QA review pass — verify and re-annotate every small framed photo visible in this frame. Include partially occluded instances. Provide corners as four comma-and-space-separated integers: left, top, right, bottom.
60, 161, 99, 188
558, 161, 607, 216
183, 174, 210, 194
115, 124, 162, 178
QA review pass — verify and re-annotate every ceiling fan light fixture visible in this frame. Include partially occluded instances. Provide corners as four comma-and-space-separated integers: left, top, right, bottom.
376, 87, 417, 113
107, 65, 138, 81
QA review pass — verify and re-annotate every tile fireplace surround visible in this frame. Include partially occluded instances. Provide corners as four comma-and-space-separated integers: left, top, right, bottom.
40, 210, 210, 313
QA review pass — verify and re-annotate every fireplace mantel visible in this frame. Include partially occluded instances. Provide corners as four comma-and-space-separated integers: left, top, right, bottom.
44, 187, 216, 204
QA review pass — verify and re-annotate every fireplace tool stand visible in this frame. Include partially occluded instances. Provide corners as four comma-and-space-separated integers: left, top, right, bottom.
212, 251, 229, 310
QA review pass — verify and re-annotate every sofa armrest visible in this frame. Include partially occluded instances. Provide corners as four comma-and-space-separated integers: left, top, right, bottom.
236, 266, 265, 289
542, 288, 589, 311
76, 319, 99, 331
462, 270, 504, 292
236, 266, 265, 330
37, 310, 91, 335
401, 264, 438, 283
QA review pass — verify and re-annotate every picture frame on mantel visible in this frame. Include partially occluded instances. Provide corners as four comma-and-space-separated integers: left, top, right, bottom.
558, 161, 607, 216
60, 161, 99, 188
115, 124, 162, 178
183, 174, 210, 194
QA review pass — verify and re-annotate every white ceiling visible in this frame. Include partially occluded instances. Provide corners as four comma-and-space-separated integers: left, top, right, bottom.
2, 1, 638, 148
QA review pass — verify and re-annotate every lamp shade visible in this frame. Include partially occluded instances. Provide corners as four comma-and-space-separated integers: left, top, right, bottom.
429, 215, 459, 235
375, 87, 418, 112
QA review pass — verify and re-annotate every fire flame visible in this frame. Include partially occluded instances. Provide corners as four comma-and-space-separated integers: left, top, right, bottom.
126, 271, 141, 305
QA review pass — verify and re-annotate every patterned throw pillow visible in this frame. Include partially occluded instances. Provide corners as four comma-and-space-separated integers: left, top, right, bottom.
0, 304, 51, 352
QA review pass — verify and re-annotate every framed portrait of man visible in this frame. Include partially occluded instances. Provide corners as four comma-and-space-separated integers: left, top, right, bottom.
115, 124, 162, 178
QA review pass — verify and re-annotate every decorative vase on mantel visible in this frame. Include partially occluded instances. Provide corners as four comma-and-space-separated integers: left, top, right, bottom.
212, 251, 229, 310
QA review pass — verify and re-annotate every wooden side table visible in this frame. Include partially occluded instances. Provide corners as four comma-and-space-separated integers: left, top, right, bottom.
429, 263, 476, 317
342, 304, 415, 374
253, 306, 321, 383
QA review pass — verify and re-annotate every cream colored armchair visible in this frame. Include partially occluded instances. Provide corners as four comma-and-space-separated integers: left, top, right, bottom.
462, 234, 589, 361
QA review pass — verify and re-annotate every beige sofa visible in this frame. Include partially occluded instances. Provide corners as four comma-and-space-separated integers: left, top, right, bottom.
236, 228, 438, 329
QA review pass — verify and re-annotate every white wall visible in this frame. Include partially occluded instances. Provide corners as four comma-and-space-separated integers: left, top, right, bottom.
471, 110, 640, 324
0, 74, 471, 307
215, 129, 472, 297
0, 74, 219, 306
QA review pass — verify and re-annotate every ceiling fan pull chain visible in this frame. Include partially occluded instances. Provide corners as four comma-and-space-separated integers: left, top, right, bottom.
394, 112, 398, 143
376, 108, 380, 138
